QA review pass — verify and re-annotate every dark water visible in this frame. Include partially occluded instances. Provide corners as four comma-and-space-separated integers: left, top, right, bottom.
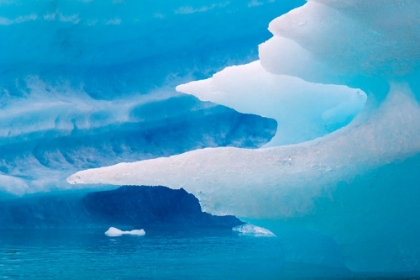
0, 229, 285, 279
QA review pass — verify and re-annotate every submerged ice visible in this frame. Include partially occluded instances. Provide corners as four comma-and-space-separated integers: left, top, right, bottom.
69, 0, 420, 272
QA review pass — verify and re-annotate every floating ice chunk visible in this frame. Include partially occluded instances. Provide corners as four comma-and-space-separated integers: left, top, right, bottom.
177, 61, 366, 146
105, 227, 146, 237
233, 224, 276, 237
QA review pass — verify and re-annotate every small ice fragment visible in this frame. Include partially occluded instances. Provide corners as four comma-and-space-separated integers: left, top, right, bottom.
233, 224, 276, 237
105, 227, 146, 237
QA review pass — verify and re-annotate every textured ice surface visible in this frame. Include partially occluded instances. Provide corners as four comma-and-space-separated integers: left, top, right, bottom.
0, 0, 304, 99
0, 94, 276, 195
68, 84, 420, 219
105, 227, 145, 237
262, 0, 420, 90
177, 60, 366, 146
1, 0, 305, 193
69, 0, 420, 272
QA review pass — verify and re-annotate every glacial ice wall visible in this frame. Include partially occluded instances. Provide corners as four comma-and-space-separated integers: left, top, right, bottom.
69, 0, 420, 272
0, 0, 304, 100
0, 94, 276, 195
1, 0, 305, 194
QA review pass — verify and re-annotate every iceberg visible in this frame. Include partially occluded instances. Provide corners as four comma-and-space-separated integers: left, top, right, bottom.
69, 0, 420, 272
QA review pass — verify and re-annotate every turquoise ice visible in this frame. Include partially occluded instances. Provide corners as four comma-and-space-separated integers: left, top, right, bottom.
69, 0, 420, 272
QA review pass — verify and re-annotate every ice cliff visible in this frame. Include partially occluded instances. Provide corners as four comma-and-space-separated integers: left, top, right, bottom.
69, 0, 420, 272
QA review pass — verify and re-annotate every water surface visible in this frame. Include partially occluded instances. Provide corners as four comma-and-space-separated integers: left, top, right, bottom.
0, 229, 284, 279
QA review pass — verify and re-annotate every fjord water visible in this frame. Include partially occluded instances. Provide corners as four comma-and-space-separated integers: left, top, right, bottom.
1, 229, 285, 279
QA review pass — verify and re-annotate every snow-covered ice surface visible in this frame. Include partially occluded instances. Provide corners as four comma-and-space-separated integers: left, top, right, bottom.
69, 0, 420, 272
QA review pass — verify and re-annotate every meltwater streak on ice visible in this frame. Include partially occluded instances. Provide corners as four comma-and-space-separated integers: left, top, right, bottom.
69, 0, 420, 272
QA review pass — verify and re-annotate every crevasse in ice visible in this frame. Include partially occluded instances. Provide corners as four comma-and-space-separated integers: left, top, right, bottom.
69, 0, 420, 272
